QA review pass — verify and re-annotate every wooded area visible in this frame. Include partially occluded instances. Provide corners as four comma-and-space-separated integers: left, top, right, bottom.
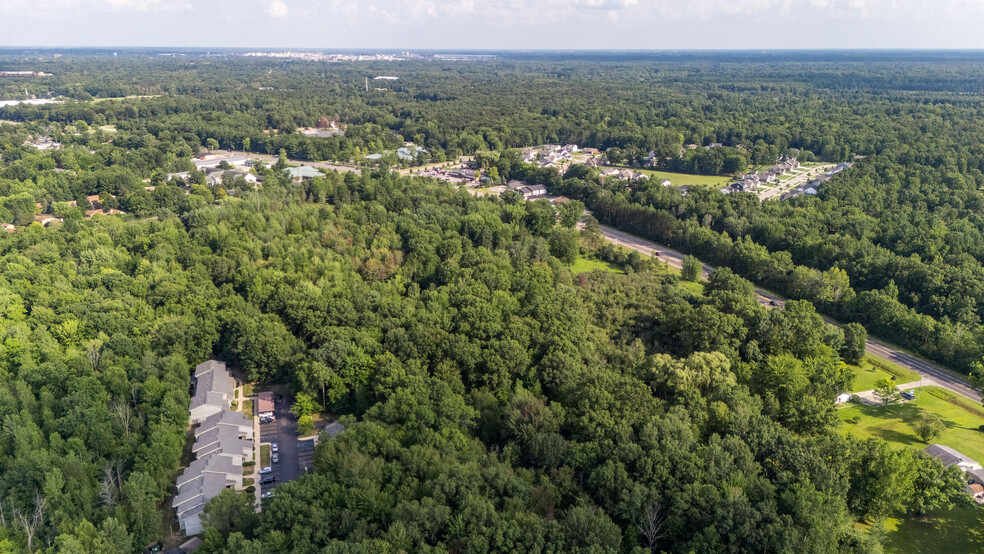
0, 50, 981, 552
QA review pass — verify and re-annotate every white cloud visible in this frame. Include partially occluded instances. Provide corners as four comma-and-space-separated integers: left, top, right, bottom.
0, 0, 191, 14
266, 0, 289, 17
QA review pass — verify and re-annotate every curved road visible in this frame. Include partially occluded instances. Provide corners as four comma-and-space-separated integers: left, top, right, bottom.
594, 223, 982, 403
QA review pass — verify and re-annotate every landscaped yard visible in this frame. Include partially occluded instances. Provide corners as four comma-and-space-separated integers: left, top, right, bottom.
838, 386, 984, 463
570, 257, 623, 274
883, 504, 984, 553
261, 444, 271, 467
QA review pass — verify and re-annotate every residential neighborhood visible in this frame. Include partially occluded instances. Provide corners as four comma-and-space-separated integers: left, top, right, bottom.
174, 361, 252, 536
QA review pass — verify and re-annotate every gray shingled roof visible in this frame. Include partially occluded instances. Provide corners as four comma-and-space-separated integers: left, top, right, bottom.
924, 444, 977, 468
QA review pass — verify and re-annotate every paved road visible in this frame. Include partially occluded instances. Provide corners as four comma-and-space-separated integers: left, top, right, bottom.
221, 150, 361, 174
758, 164, 834, 200
591, 223, 982, 403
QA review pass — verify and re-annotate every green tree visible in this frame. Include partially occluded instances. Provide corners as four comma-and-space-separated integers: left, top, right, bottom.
291, 393, 317, 418
297, 414, 315, 436
913, 413, 945, 443
873, 378, 900, 406
841, 323, 867, 365
681, 255, 702, 282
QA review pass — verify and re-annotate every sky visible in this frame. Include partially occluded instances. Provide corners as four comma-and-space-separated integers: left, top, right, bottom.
1, 0, 983, 50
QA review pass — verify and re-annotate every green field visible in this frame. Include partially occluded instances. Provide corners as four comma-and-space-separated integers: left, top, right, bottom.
261, 444, 271, 467
570, 257, 623, 274
850, 358, 920, 392
613, 167, 731, 188
884, 504, 984, 553
838, 386, 984, 463
678, 280, 705, 296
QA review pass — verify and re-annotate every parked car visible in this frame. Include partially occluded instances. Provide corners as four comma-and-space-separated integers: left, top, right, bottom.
901, 390, 916, 400
259, 466, 272, 474
260, 476, 276, 485
261, 492, 274, 499
769, 300, 778, 306
271, 443, 279, 453
272, 453, 279, 464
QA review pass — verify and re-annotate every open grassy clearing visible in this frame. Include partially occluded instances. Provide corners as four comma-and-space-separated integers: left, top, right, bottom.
883, 504, 984, 553
838, 386, 984, 463
850, 357, 921, 392
610, 166, 731, 188
570, 257, 623, 274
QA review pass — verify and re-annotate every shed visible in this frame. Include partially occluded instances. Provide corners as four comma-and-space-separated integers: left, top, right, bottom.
258, 391, 275, 417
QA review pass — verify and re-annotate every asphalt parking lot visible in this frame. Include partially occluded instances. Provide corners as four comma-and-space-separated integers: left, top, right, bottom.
258, 392, 301, 495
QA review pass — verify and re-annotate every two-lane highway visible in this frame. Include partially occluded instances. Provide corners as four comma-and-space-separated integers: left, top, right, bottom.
591, 223, 982, 403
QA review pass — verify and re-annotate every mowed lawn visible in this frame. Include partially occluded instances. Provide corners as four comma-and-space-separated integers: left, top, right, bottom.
883, 505, 984, 553
838, 387, 984, 463
618, 167, 731, 188
850, 358, 920, 392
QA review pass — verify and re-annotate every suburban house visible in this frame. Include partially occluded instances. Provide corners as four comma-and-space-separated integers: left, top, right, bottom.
189, 360, 236, 424
924, 444, 984, 501
660, 179, 672, 187
204, 168, 258, 187
33, 214, 63, 226
257, 391, 275, 420
2, 223, 15, 233
562, 144, 579, 152
285, 166, 323, 181
175, 360, 252, 536
506, 180, 547, 200
581, 147, 599, 155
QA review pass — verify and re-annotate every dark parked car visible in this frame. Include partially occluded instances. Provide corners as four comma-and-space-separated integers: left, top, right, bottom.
260, 476, 276, 485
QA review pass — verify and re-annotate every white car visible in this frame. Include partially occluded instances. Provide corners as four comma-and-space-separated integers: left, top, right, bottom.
259, 466, 272, 474
271, 443, 279, 453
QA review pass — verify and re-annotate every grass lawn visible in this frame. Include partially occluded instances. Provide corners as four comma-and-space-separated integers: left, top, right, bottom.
678, 280, 705, 296
261, 444, 271, 467
883, 504, 984, 553
850, 358, 920, 392
838, 386, 984, 462
866, 355, 921, 383
243, 397, 254, 419
571, 257, 623, 274
849, 361, 896, 392
613, 166, 731, 188
243, 383, 254, 397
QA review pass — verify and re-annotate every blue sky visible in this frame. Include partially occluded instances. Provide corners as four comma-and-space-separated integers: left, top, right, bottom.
0, 0, 981, 49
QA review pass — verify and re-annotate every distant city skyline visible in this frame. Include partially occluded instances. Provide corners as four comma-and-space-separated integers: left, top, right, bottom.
0, 0, 982, 50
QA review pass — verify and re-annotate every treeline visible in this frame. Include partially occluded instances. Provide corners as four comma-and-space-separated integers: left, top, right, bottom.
553, 170, 984, 373
0, 165, 968, 551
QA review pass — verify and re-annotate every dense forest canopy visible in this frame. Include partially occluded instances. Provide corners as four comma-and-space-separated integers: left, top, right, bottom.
0, 50, 981, 552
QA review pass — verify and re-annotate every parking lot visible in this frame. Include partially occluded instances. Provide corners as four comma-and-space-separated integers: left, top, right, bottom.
257, 392, 311, 498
